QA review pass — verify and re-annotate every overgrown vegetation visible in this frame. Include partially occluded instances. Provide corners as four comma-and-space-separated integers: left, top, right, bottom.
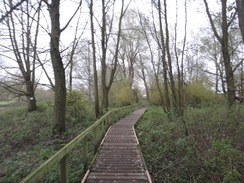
136, 105, 244, 183
0, 101, 96, 183
109, 79, 136, 107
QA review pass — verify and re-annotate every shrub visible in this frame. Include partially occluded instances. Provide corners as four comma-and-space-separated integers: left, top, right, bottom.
66, 90, 95, 124
109, 79, 135, 107
148, 85, 165, 106
136, 105, 244, 182
185, 81, 216, 107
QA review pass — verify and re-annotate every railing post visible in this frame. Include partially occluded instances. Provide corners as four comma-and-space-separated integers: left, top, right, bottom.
93, 126, 99, 154
60, 154, 68, 183
83, 136, 88, 173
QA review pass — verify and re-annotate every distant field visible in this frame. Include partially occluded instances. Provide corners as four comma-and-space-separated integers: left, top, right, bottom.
0, 101, 12, 105
0, 101, 9, 105
0, 101, 15, 111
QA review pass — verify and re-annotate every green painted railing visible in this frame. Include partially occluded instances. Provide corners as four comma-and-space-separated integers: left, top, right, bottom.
20, 104, 140, 183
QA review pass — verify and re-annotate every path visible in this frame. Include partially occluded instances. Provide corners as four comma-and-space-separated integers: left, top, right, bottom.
82, 107, 151, 183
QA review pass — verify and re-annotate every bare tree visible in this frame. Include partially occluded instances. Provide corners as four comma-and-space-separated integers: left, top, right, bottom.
66, 13, 82, 92
137, 54, 150, 101
100, 0, 131, 111
157, 0, 171, 112
88, 0, 100, 117
203, 0, 236, 107
118, 10, 145, 89
163, 0, 178, 110
174, 0, 188, 116
43, 0, 82, 134
137, 11, 165, 107
0, 0, 42, 112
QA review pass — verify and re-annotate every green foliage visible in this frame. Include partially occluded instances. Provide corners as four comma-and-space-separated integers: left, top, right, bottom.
136, 105, 244, 182
148, 86, 162, 105
204, 139, 242, 182
66, 90, 95, 124
0, 101, 12, 105
109, 79, 135, 106
40, 147, 56, 160
185, 81, 216, 107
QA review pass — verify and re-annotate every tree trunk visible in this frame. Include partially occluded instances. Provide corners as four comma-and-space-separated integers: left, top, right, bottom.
49, 0, 66, 134
203, 0, 235, 106
102, 87, 109, 111
26, 82, 37, 112
128, 57, 135, 89
101, 0, 128, 111
164, 0, 178, 108
139, 55, 150, 101
236, 0, 244, 42
144, 79, 150, 101
241, 61, 244, 96
215, 61, 219, 95
87, 43, 92, 101
221, 0, 235, 106
158, 0, 170, 112
217, 58, 227, 95
69, 56, 73, 91
101, 0, 108, 111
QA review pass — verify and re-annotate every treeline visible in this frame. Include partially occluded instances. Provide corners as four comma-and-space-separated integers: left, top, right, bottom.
0, 0, 243, 135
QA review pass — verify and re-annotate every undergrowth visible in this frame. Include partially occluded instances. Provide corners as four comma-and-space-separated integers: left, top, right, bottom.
0, 101, 95, 183
136, 105, 244, 183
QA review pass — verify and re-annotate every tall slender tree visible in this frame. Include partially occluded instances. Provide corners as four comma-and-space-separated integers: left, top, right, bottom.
138, 12, 165, 107
203, 0, 236, 107
88, 0, 100, 117
157, 0, 171, 112
174, 0, 188, 116
137, 54, 150, 101
101, 0, 131, 111
164, 0, 178, 109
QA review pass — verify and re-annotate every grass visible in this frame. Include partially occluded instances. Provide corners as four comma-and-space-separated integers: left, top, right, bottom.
1, 101, 243, 183
0, 101, 10, 105
136, 105, 244, 183
0, 102, 96, 183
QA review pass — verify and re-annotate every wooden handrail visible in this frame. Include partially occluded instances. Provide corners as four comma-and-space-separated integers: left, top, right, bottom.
20, 104, 139, 183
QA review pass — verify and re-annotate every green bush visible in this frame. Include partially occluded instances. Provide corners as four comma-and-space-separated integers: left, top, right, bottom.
185, 81, 216, 107
203, 139, 242, 182
109, 79, 135, 107
66, 90, 95, 124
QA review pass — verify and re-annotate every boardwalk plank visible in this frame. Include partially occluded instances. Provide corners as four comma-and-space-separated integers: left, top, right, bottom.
83, 107, 150, 183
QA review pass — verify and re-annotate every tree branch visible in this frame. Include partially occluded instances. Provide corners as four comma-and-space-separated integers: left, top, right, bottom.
203, 0, 222, 43
0, 0, 26, 23
60, 0, 83, 33
233, 59, 243, 73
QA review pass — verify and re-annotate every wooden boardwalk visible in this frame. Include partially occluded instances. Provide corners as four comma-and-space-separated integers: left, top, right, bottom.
82, 107, 151, 183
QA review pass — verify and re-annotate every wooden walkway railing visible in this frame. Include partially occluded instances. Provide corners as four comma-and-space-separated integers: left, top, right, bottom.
82, 107, 152, 183
20, 105, 140, 183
